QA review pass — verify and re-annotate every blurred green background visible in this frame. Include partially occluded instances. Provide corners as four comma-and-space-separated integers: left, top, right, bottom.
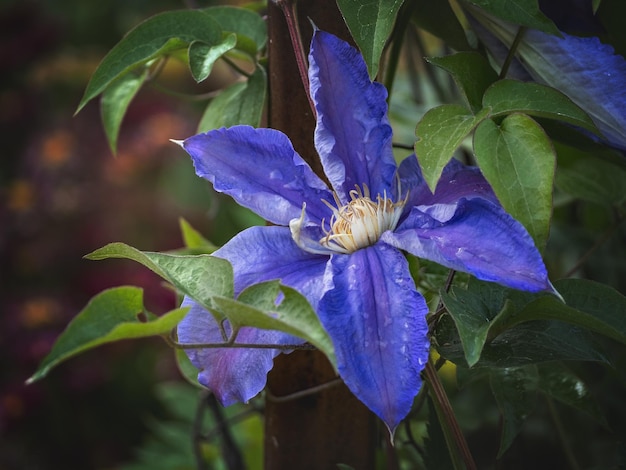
1, 1, 264, 468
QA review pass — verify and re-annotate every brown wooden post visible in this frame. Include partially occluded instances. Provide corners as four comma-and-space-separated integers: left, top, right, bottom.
264, 1, 378, 469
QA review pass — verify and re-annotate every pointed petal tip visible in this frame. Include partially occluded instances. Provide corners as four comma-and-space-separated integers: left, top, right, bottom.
385, 422, 398, 445
288, 202, 336, 255
169, 138, 185, 147
318, 245, 428, 439
549, 281, 565, 303
288, 203, 308, 247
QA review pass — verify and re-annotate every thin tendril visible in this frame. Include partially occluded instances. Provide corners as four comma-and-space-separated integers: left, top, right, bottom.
499, 26, 527, 79
221, 55, 253, 78
265, 377, 343, 403
147, 82, 223, 101
170, 339, 316, 351
564, 212, 624, 277
429, 269, 457, 328
164, 329, 315, 351
206, 393, 245, 470
383, 0, 419, 101
192, 390, 210, 470
546, 396, 581, 470
204, 404, 263, 442
392, 142, 415, 150
276, 0, 316, 117
425, 360, 477, 470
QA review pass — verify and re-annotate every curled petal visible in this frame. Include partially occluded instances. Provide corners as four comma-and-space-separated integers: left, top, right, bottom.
178, 298, 301, 406
318, 244, 429, 433
289, 204, 338, 256
181, 126, 333, 225
398, 155, 498, 209
385, 198, 553, 292
309, 30, 398, 201
214, 225, 329, 309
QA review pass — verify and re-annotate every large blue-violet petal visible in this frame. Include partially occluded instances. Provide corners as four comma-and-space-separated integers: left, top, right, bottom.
309, 30, 398, 202
178, 225, 329, 406
214, 225, 329, 309
398, 155, 499, 209
178, 297, 300, 406
317, 243, 429, 433
181, 126, 333, 225
383, 198, 552, 292
469, 11, 626, 150
518, 30, 626, 150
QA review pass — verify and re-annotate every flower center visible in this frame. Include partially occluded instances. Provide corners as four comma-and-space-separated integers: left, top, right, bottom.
320, 185, 406, 254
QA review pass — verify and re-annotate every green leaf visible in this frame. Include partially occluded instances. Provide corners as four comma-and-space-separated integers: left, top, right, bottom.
473, 114, 555, 249
441, 277, 538, 367
415, 104, 490, 192
174, 348, 203, 388
440, 288, 493, 367
77, 10, 222, 113
213, 281, 336, 369
100, 67, 149, 154
593, 0, 602, 13
28, 287, 189, 383
188, 33, 237, 82
412, 0, 471, 52
438, 276, 626, 369
536, 363, 607, 426
489, 365, 538, 457
435, 313, 608, 369
178, 218, 217, 252
440, 280, 522, 367
197, 67, 267, 132
491, 321, 608, 366
336, 0, 405, 78
428, 52, 498, 112
85, 242, 233, 314
202, 6, 267, 54
555, 144, 626, 206
465, 0, 559, 34
508, 279, 626, 346
483, 80, 600, 136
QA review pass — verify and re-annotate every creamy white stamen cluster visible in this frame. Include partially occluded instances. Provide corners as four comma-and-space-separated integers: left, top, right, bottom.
320, 185, 406, 254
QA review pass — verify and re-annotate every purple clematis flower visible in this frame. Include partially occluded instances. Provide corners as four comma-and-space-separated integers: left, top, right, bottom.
175, 30, 555, 432
468, 8, 626, 151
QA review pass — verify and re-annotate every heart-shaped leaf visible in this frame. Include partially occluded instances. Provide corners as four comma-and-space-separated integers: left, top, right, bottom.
474, 114, 555, 249
336, 0, 404, 78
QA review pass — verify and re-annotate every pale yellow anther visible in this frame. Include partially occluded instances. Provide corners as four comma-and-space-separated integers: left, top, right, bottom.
320, 184, 406, 253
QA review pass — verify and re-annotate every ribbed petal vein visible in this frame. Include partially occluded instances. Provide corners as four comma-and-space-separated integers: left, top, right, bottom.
519, 30, 626, 150
183, 126, 333, 225
309, 31, 398, 201
317, 243, 429, 433
384, 198, 552, 292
